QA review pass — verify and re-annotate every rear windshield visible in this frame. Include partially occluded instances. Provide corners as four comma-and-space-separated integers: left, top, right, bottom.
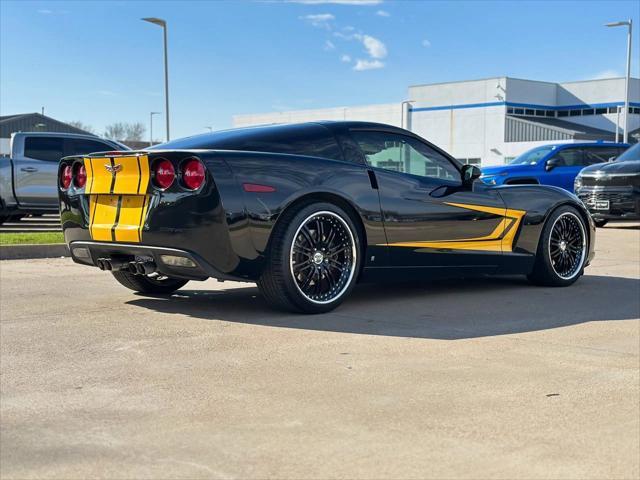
152, 124, 343, 161
614, 143, 640, 162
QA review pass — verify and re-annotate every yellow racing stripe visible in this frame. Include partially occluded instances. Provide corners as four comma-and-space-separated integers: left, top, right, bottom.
381, 202, 526, 252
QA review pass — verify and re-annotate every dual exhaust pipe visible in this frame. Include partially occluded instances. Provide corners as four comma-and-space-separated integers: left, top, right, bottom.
96, 257, 156, 275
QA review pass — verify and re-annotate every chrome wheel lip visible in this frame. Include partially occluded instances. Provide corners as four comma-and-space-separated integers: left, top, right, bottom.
548, 212, 587, 281
289, 210, 357, 305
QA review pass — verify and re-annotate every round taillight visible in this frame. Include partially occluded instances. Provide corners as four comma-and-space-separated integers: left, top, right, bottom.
74, 163, 87, 188
181, 158, 205, 190
61, 165, 72, 190
153, 159, 175, 189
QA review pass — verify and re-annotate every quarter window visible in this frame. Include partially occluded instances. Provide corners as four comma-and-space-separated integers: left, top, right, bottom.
351, 131, 460, 182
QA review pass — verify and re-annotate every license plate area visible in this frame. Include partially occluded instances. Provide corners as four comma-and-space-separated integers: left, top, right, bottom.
89, 194, 149, 243
594, 200, 610, 211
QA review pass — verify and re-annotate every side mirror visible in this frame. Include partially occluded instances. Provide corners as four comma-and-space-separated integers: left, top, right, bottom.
461, 164, 482, 187
545, 158, 560, 171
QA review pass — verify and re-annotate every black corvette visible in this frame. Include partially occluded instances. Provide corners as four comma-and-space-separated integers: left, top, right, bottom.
59, 121, 595, 313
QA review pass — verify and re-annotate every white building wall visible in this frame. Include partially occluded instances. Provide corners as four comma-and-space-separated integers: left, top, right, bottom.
233, 103, 402, 128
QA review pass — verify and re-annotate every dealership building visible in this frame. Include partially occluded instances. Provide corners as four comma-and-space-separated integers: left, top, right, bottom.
234, 76, 640, 167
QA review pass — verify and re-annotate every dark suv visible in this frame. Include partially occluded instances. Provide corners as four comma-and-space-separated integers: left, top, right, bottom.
574, 143, 640, 227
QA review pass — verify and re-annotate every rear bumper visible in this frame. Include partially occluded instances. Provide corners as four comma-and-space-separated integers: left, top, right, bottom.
69, 241, 248, 282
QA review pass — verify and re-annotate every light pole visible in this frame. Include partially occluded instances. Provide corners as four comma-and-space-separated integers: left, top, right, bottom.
149, 111, 161, 146
142, 17, 170, 142
605, 19, 632, 143
401, 100, 415, 130
204, 126, 213, 132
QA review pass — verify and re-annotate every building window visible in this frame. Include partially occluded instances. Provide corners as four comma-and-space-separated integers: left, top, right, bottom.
633, 107, 640, 114
558, 110, 569, 117
545, 110, 555, 117
514, 108, 524, 115
569, 110, 582, 116
507, 107, 515, 114
608, 106, 618, 114
595, 108, 607, 114
525, 109, 535, 116
582, 108, 595, 116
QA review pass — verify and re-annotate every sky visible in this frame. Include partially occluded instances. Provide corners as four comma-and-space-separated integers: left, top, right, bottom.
1, 0, 639, 140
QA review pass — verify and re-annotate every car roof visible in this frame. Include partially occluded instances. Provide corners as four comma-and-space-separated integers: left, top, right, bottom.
551, 141, 629, 148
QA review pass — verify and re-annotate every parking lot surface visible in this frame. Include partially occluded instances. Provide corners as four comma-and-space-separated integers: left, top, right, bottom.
1, 225, 639, 479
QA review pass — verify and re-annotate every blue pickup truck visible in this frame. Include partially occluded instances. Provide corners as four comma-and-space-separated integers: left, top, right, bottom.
481, 142, 629, 192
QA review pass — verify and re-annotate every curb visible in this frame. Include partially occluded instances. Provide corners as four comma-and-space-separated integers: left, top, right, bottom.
0, 244, 69, 260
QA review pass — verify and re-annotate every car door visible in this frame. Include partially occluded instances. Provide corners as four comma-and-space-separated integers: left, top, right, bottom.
14, 136, 66, 207
350, 130, 512, 271
543, 147, 586, 191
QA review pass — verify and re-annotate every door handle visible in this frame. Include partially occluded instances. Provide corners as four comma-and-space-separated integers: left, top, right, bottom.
20, 167, 38, 173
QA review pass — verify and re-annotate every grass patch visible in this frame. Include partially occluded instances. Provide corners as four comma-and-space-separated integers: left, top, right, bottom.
0, 232, 65, 245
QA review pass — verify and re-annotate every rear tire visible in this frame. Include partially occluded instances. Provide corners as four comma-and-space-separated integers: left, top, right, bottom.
257, 202, 361, 314
593, 219, 608, 228
111, 270, 188, 294
527, 206, 588, 287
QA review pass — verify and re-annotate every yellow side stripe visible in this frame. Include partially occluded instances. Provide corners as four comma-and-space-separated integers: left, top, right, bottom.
380, 202, 526, 253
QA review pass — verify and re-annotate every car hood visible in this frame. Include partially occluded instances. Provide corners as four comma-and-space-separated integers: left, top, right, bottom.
481, 164, 537, 176
579, 160, 640, 176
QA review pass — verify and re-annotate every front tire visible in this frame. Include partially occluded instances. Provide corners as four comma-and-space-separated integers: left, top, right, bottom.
258, 202, 361, 314
528, 206, 588, 287
111, 270, 188, 294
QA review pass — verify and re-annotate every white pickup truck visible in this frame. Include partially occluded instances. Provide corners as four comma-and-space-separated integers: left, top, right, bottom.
0, 132, 128, 223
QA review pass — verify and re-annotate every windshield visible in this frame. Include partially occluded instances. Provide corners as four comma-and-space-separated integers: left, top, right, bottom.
509, 146, 555, 165
614, 143, 640, 162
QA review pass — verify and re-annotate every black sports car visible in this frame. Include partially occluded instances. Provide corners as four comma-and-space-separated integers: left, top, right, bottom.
59, 121, 595, 313
575, 143, 640, 227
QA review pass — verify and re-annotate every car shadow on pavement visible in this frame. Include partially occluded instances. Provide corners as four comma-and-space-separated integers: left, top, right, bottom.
127, 274, 640, 340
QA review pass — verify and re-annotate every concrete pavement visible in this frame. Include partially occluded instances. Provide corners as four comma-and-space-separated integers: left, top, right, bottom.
1, 225, 639, 479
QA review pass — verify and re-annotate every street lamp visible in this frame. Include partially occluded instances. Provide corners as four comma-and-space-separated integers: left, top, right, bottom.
149, 111, 161, 146
401, 100, 415, 130
142, 17, 170, 142
605, 19, 633, 143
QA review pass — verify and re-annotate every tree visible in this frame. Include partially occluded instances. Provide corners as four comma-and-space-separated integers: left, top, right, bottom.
104, 122, 126, 141
104, 122, 146, 141
124, 122, 145, 141
68, 121, 95, 134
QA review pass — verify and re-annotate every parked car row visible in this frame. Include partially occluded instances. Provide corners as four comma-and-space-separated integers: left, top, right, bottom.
481, 141, 639, 226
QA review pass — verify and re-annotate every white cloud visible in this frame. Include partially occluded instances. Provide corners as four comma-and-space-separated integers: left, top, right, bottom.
324, 40, 336, 50
376, 9, 390, 17
299, 13, 335, 29
340, 54, 352, 62
590, 69, 621, 80
353, 59, 384, 71
421, 39, 431, 47
354, 33, 387, 59
287, 1, 382, 4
